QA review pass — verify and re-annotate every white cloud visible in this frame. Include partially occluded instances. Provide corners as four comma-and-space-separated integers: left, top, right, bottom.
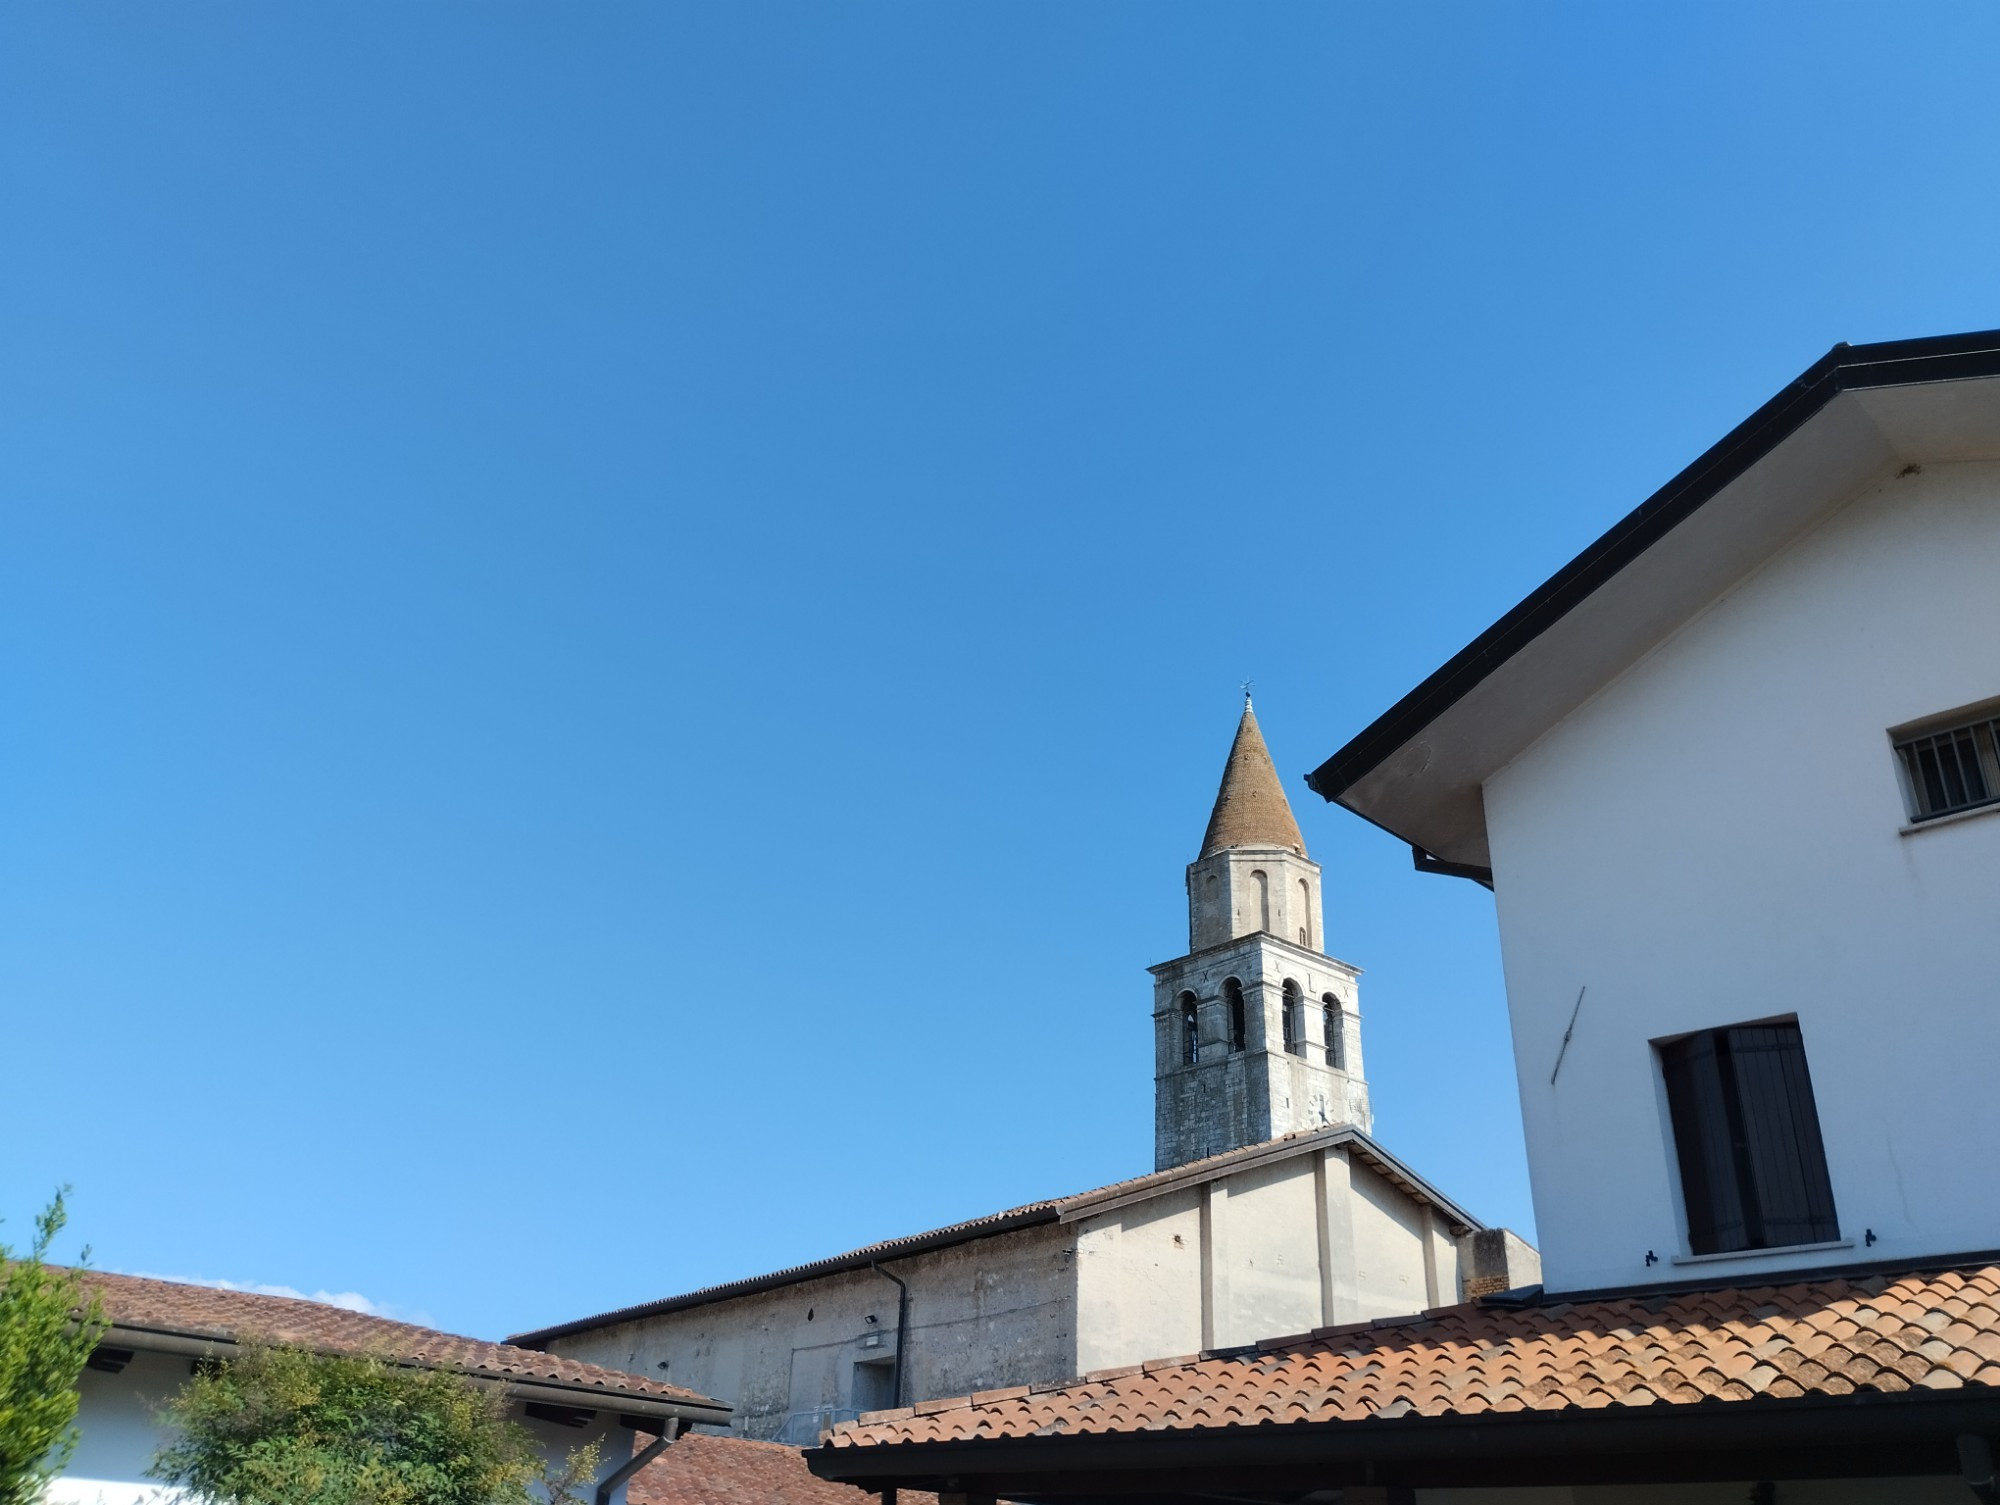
121, 1272, 410, 1320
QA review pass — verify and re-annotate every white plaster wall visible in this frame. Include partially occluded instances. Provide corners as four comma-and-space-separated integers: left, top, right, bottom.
51, 1350, 642, 1505
1072, 1188, 1204, 1373
1482, 459, 2000, 1293
47, 1352, 189, 1505
1075, 1146, 1460, 1368
1206, 1157, 1323, 1349
1348, 1160, 1438, 1317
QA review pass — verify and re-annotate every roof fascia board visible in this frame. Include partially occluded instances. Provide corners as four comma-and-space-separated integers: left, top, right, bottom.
1335, 391, 1900, 864
1148, 931, 1364, 978
1306, 329, 2000, 815
1055, 1128, 1483, 1235
1054, 1129, 1361, 1222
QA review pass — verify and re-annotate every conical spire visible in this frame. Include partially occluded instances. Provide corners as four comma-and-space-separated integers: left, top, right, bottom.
1197, 695, 1307, 859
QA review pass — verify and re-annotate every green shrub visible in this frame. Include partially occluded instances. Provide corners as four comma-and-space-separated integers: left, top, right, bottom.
152, 1341, 598, 1505
0, 1191, 107, 1505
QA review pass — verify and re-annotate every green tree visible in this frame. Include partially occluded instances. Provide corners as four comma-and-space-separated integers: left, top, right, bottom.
0, 1190, 108, 1505
151, 1342, 600, 1505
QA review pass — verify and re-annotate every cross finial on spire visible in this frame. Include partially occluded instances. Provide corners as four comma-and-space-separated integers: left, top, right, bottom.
1239, 679, 1254, 708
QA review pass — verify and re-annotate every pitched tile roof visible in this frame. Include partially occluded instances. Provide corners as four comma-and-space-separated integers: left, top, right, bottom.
822, 1263, 2000, 1448
510, 1126, 1478, 1346
1199, 696, 1306, 859
626, 1433, 933, 1505
80, 1269, 725, 1416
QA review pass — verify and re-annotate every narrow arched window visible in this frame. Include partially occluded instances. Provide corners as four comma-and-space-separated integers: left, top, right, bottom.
1282, 979, 1304, 1057
1179, 992, 1199, 1066
1322, 994, 1345, 1069
1298, 879, 1312, 947
1252, 870, 1270, 932
1224, 978, 1246, 1053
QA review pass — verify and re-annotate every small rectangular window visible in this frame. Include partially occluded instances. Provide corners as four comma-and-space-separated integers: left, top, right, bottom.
1896, 712, 2000, 822
852, 1359, 897, 1412
1659, 1020, 1838, 1256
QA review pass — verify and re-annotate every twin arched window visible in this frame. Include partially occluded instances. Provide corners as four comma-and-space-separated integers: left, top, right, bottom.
1322, 994, 1345, 1069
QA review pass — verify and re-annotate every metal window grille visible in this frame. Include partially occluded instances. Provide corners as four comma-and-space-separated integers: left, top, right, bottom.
1322, 999, 1344, 1070
1897, 716, 2000, 821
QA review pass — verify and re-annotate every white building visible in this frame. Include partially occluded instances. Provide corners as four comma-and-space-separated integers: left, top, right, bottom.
806, 329, 2000, 1503
1307, 332, 2000, 1298
515, 704, 1532, 1441
51, 1269, 731, 1505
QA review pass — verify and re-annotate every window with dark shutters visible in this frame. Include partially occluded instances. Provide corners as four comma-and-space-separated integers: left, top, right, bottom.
1659, 1021, 1838, 1256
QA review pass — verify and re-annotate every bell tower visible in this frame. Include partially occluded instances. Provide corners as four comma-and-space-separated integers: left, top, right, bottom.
1152, 697, 1370, 1171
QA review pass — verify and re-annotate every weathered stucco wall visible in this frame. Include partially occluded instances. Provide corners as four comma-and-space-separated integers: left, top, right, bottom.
1072, 1141, 1475, 1373
547, 1221, 1078, 1441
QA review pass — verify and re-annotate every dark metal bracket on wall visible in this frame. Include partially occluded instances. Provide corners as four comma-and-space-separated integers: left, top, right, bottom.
1412, 846, 1494, 890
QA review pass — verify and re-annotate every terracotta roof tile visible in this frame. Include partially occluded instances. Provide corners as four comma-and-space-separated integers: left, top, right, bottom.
1198, 698, 1306, 859
627, 1432, 932, 1505
79, 1270, 718, 1411
822, 1264, 2000, 1450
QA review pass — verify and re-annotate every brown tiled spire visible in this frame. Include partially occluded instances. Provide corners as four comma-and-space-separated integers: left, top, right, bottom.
1198, 696, 1307, 859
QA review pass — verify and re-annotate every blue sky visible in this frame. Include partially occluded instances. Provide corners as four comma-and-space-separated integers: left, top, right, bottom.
5, 2, 1999, 1340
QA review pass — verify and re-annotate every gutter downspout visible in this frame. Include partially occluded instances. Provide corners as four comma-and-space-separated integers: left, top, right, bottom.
1962, 1434, 1998, 1503
595, 1417, 681, 1505
870, 1262, 911, 1408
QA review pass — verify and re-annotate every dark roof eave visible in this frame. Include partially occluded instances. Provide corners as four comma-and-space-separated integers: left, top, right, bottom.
806, 1387, 2000, 1493
1306, 328, 2000, 808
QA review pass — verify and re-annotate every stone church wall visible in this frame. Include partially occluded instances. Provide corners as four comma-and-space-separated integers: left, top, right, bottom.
545, 1220, 1078, 1441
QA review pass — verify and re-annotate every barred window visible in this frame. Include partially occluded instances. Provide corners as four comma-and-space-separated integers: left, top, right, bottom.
1322, 995, 1344, 1070
1896, 712, 2000, 822
1281, 980, 1305, 1057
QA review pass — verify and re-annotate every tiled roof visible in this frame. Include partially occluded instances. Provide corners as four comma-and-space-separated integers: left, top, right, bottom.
80, 1269, 725, 1415
626, 1433, 934, 1505
1198, 697, 1306, 859
823, 1263, 2000, 1448
511, 1126, 1478, 1347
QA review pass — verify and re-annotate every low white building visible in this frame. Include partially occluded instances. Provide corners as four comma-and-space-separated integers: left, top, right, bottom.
51, 1270, 731, 1505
